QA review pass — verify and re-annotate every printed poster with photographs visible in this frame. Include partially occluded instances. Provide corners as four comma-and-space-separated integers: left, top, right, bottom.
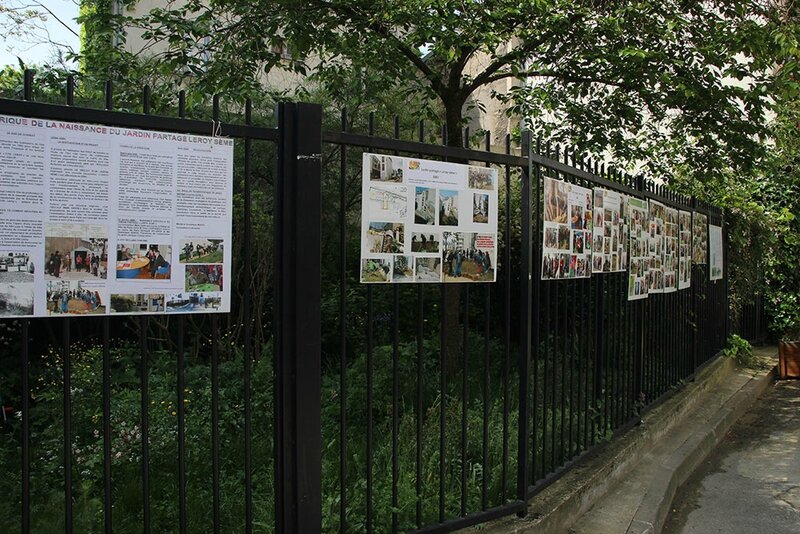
648, 200, 666, 294
591, 188, 626, 273
627, 197, 649, 300
542, 177, 592, 280
709, 224, 724, 281
692, 212, 708, 266
360, 153, 498, 284
663, 207, 679, 293
678, 210, 692, 289
0, 114, 233, 318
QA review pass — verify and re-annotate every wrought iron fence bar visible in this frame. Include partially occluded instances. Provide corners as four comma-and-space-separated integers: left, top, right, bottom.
139, 317, 151, 534
102, 318, 112, 534
62, 317, 72, 534
502, 133, 512, 500
0, 99, 280, 141
338, 107, 348, 534
323, 130, 527, 167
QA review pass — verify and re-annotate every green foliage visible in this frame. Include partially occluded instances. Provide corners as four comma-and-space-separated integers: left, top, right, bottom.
723, 334, 755, 368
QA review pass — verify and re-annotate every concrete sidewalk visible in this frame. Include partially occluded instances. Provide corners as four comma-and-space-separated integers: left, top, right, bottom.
662, 380, 800, 534
478, 346, 779, 534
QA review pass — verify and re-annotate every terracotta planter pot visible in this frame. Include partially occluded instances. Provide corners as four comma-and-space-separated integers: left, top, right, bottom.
778, 341, 800, 379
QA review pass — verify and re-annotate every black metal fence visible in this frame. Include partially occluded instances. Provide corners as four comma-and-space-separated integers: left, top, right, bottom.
0, 72, 732, 534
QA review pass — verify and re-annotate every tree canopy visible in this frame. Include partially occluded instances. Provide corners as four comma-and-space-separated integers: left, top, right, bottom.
127, 0, 781, 178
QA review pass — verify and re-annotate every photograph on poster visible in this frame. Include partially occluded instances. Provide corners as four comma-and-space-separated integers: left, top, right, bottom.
443, 232, 495, 282
116, 243, 171, 280
544, 178, 568, 223
647, 200, 667, 293
392, 255, 414, 282
439, 190, 459, 226
361, 258, 391, 283
45, 225, 108, 281
366, 222, 405, 253
369, 154, 404, 182
179, 239, 223, 264
110, 293, 165, 313
414, 187, 436, 224
414, 257, 441, 282
662, 207, 679, 292
369, 184, 408, 221
692, 212, 708, 265
46, 280, 104, 315
185, 264, 223, 292
411, 232, 439, 253
0, 252, 34, 314
468, 166, 495, 190
166, 292, 222, 312
473, 193, 489, 223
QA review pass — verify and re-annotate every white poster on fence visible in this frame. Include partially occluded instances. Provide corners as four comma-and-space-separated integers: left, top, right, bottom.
627, 197, 649, 300
591, 187, 626, 273
647, 200, 666, 293
692, 212, 708, 265
663, 207, 679, 293
541, 177, 592, 280
0, 114, 234, 318
709, 224, 724, 281
678, 210, 692, 289
359, 153, 498, 283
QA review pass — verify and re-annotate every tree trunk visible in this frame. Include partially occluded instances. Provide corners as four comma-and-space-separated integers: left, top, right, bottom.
441, 95, 467, 376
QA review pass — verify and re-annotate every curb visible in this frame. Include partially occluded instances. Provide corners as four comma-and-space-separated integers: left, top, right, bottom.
481, 354, 739, 534
625, 362, 778, 534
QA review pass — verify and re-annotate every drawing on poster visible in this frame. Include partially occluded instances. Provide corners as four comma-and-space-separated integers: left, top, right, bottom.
117, 243, 171, 280
709, 224, 723, 281
414, 187, 436, 224
678, 211, 692, 289
0, 114, 234, 318
627, 197, 649, 300
369, 184, 408, 221
542, 178, 591, 279
692, 212, 708, 265
411, 232, 439, 253
45, 223, 108, 280
179, 239, 223, 264
360, 153, 498, 283
110, 293, 165, 313
46, 280, 105, 315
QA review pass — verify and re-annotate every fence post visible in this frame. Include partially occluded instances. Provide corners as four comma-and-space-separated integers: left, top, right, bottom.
274, 102, 322, 533
633, 176, 645, 406
517, 130, 533, 512
690, 197, 699, 372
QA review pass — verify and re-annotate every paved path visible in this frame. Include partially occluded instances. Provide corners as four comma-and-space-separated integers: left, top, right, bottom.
663, 380, 800, 534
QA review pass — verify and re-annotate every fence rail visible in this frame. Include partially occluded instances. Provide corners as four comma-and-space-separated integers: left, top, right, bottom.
0, 72, 733, 534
